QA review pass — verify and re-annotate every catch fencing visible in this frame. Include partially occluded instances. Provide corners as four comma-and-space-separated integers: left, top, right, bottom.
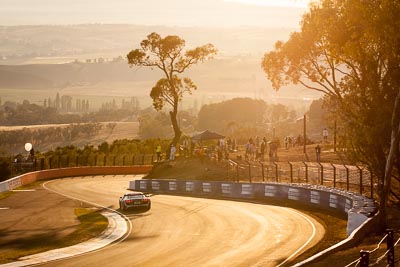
13, 154, 156, 174
345, 229, 400, 267
225, 160, 375, 199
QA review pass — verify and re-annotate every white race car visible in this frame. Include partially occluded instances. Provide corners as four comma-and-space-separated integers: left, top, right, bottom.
119, 192, 151, 211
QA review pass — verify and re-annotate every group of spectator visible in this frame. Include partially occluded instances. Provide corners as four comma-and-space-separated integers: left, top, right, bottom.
155, 127, 330, 163
244, 136, 278, 162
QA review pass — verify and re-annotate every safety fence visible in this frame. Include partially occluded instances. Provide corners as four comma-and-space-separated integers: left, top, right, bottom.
345, 229, 400, 267
13, 154, 156, 174
226, 160, 375, 199
12, 154, 375, 200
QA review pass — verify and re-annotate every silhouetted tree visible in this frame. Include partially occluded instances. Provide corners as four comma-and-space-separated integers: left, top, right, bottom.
127, 32, 217, 145
262, 0, 400, 229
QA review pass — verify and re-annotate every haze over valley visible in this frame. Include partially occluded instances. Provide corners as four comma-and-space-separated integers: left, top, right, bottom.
0, 24, 320, 112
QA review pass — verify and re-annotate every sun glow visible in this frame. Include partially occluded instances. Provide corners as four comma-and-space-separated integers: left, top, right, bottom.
224, 0, 311, 8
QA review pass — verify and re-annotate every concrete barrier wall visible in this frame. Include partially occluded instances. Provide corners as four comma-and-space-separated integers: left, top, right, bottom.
130, 179, 379, 265
0, 166, 152, 193
129, 179, 378, 235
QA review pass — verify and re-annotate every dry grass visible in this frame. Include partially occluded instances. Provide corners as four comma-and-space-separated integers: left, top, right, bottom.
0, 207, 107, 264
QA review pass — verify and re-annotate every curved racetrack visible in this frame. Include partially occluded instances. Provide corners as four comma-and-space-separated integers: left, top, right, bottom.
40, 175, 325, 267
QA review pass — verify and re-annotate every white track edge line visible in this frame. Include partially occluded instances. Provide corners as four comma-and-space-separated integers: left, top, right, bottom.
41, 179, 133, 253
276, 209, 317, 267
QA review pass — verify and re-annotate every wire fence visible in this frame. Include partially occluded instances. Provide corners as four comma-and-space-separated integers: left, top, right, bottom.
11, 152, 376, 199
345, 229, 400, 267
224, 160, 375, 199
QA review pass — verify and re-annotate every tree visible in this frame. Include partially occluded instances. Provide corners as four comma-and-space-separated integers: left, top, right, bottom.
198, 98, 267, 132
127, 32, 217, 146
262, 0, 400, 229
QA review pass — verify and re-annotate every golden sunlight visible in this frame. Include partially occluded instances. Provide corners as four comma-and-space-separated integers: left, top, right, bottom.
224, 0, 312, 8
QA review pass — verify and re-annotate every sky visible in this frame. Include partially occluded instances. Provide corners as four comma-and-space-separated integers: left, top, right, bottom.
0, 0, 312, 28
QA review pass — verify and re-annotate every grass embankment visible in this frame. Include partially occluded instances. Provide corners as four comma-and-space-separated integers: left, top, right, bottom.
0, 207, 108, 264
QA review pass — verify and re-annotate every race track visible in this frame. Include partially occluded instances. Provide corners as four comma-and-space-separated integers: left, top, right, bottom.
41, 175, 325, 267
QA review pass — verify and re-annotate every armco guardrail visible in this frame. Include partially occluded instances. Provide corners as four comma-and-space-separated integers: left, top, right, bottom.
130, 179, 379, 265
0, 166, 152, 193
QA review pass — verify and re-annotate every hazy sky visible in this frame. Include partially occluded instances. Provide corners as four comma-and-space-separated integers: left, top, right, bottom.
0, 0, 311, 28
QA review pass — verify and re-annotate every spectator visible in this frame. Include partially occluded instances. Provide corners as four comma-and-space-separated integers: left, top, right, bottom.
169, 144, 176, 161
315, 144, 321, 162
323, 128, 329, 144
260, 137, 266, 161
156, 144, 162, 161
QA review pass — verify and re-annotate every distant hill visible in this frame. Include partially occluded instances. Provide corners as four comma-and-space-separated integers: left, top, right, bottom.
0, 24, 322, 111
0, 24, 295, 63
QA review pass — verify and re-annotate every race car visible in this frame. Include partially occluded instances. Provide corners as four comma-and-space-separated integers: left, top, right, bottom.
119, 192, 151, 211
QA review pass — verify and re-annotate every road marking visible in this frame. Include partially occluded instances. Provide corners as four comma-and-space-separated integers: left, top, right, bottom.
276, 209, 317, 267
11, 189, 36, 192
0, 207, 10, 210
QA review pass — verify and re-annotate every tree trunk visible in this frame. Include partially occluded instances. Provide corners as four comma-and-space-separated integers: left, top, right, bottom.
380, 90, 400, 230
169, 98, 182, 148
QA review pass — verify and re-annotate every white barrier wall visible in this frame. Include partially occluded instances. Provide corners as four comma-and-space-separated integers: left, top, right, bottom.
0, 176, 22, 192
129, 179, 378, 236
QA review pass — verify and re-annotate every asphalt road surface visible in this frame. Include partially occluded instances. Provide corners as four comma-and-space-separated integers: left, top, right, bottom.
41, 175, 325, 267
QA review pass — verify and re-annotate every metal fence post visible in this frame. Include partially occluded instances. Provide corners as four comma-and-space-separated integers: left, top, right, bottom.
260, 162, 265, 182
344, 165, 350, 191
357, 166, 363, 195
247, 161, 252, 183
236, 164, 239, 182
142, 154, 145, 165
332, 164, 336, 188
386, 229, 395, 267
360, 250, 369, 267
76, 155, 79, 167
370, 169, 374, 198
289, 162, 293, 183
274, 162, 279, 182
132, 155, 135, 165
94, 155, 98, 166
123, 155, 126, 166
58, 155, 61, 168
318, 162, 324, 185
303, 162, 308, 183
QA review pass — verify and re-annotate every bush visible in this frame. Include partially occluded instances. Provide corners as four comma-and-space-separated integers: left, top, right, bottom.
0, 157, 12, 181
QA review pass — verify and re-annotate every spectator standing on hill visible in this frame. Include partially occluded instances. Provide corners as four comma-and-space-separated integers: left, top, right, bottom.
269, 141, 278, 161
169, 144, 176, 161
156, 144, 162, 161
323, 128, 329, 144
260, 137, 266, 161
227, 137, 232, 152
199, 146, 204, 164
255, 136, 259, 153
315, 144, 321, 162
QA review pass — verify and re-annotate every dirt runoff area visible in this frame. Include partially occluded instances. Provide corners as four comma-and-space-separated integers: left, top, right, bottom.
0, 184, 83, 263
